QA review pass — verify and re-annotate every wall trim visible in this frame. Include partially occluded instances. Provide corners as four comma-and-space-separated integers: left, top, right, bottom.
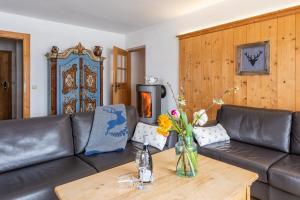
127, 45, 145, 52
0, 30, 30, 118
177, 5, 300, 39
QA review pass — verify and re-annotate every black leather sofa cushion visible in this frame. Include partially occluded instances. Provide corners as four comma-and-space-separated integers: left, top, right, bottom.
78, 149, 136, 172
269, 154, 300, 197
292, 112, 300, 155
71, 112, 94, 155
0, 156, 96, 200
0, 115, 73, 173
78, 140, 166, 172
269, 186, 300, 200
251, 181, 269, 200
198, 140, 286, 183
126, 140, 167, 154
71, 106, 138, 154
218, 105, 292, 153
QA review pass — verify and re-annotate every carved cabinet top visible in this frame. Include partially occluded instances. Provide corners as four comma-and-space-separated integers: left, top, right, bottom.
45, 42, 105, 62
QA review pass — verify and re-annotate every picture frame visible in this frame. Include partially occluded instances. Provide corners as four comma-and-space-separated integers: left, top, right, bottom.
236, 41, 270, 75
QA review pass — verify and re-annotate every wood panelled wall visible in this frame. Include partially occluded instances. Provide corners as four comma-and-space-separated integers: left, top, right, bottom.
178, 6, 300, 120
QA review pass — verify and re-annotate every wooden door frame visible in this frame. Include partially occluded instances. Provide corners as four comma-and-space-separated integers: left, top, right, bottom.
127, 45, 145, 53
0, 30, 30, 118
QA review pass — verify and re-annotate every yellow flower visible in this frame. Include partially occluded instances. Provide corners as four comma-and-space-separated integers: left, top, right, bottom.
158, 114, 172, 129
157, 127, 169, 137
157, 114, 172, 137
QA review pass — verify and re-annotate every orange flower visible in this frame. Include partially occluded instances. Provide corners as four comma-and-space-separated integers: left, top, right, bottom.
157, 114, 172, 137
157, 127, 170, 137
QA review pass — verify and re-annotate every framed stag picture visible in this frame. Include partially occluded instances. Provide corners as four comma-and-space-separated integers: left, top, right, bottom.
236, 41, 270, 75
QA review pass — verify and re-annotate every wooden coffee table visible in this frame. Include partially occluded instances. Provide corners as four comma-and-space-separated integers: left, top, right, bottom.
55, 149, 258, 200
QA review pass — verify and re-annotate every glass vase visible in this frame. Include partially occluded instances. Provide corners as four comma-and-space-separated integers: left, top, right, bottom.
175, 135, 198, 177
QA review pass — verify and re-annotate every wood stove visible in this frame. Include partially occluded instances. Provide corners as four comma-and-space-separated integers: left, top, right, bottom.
136, 84, 165, 124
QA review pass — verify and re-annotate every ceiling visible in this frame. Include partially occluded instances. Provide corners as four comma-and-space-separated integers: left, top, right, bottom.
0, 0, 224, 33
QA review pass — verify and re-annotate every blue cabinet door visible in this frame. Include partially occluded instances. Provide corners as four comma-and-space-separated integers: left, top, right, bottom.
57, 54, 80, 115
81, 54, 101, 112
56, 54, 101, 115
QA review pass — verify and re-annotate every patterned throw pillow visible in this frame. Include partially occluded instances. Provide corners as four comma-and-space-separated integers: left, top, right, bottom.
131, 122, 167, 150
193, 124, 230, 147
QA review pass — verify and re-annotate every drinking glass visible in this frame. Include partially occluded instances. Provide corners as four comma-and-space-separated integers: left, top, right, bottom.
118, 173, 135, 187
117, 173, 144, 190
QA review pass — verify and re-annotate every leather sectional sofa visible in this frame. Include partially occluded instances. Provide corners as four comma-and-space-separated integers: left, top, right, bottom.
1, 104, 299, 200
198, 105, 300, 200
0, 106, 176, 200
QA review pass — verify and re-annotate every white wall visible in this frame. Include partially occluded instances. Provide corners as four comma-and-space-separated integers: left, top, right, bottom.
126, 0, 300, 113
130, 48, 146, 107
1, 0, 300, 116
0, 12, 125, 117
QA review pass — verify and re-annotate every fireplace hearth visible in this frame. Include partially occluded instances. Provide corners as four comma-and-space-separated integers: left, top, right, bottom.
136, 84, 165, 124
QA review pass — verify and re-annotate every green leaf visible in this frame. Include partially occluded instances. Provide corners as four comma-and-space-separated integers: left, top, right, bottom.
180, 111, 188, 126
186, 124, 193, 136
167, 113, 182, 134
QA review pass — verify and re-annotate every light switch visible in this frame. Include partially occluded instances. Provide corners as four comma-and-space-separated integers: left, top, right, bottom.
32, 85, 38, 90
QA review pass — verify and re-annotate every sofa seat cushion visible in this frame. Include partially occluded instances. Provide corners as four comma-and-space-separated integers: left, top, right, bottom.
198, 140, 286, 183
78, 141, 165, 172
78, 150, 136, 172
127, 141, 166, 154
0, 156, 96, 200
251, 181, 269, 200
269, 155, 300, 197
269, 186, 300, 200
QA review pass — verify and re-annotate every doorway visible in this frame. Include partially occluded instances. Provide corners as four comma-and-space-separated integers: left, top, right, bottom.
0, 30, 30, 120
0, 51, 12, 119
129, 46, 145, 108
112, 46, 145, 107
0, 38, 23, 120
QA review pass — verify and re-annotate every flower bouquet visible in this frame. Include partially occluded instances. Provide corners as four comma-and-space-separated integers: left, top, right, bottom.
157, 83, 238, 177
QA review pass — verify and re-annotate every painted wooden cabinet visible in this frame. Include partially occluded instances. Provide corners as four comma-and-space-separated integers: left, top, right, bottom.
46, 43, 104, 115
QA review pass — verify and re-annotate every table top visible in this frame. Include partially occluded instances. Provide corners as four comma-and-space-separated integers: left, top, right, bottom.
55, 148, 258, 200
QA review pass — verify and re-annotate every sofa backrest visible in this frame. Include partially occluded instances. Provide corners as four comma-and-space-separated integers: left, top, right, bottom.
217, 105, 292, 153
0, 115, 73, 173
71, 106, 138, 154
291, 112, 300, 154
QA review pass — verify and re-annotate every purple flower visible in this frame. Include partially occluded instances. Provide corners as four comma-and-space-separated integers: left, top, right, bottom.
170, 109, 180, 119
